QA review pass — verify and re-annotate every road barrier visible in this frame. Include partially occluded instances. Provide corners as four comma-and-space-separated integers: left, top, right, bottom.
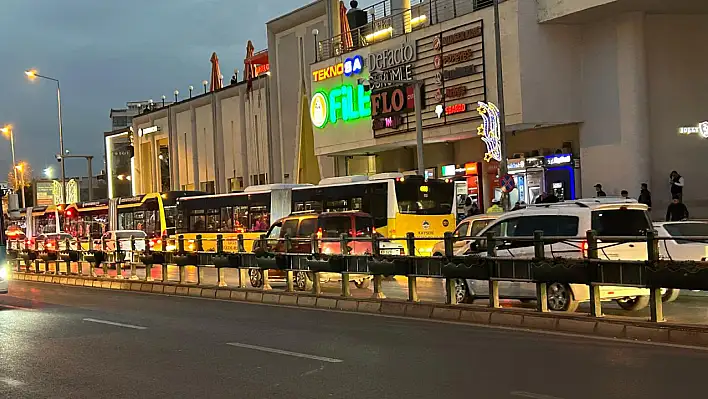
6, 230, 708, 329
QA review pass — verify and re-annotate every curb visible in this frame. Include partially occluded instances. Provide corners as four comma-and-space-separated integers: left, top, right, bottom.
12, 271, 708, 347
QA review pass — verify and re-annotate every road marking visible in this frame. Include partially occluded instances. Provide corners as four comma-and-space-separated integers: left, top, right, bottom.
511, 391, 564, 399
0, 377, 25, 387
83, 318, 147, 330
226, 342, 343, 363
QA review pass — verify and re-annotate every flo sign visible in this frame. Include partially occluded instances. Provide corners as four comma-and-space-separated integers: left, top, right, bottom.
310, 84, 371, 128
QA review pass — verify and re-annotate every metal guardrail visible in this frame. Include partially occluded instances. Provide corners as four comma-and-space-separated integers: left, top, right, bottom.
317, 0, 494, 61
7, 229, 708, 323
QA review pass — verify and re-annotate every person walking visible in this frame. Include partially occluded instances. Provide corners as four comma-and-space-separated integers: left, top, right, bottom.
638, 183, 652, 208
620, 190, 629, 199
594, 184, 607, 197
486, 199, 503, 214
669, 171, 684, 202
666, 195, 689, 221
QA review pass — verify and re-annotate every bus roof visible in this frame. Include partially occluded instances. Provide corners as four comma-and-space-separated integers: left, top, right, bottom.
243, 183, 312, 193
318, 175, 369, 185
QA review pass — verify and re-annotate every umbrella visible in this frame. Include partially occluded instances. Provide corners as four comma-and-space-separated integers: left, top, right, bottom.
210, 52, 222, 92
245, 40, 257, 93
339, 1, 353, 51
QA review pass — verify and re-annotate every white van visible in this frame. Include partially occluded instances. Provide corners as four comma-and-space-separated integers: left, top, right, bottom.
455, 198, 654, 312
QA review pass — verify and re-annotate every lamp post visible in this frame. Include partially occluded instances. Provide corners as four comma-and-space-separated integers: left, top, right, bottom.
62, 154, 94, 201
1, 125, 17, 197
25, 69, 67, 204
202, 80, 208, 93
189, 85, 193, 98
174, 90, 179, 102
361, 77, 425, 176
493, 0, 509, 210
14, 163, 26, 208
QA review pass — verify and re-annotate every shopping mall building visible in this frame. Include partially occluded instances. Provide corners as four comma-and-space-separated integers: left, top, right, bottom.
118, 0, 708, 217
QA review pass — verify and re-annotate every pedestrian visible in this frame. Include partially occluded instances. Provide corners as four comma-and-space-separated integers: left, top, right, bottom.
543, 192, 559, 203
638, 183, 652, 208
620, 190, 629, 199
511, 202, 522, 211
666, 195, 689, 221
669, 170, 684, 202
534, 193, 546, 204
486, 199, 503, 214
594, 184, 607, 197
464, 196, 480, 217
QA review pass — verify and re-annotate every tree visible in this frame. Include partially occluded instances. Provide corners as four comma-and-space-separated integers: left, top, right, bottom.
7, 161, 32, 192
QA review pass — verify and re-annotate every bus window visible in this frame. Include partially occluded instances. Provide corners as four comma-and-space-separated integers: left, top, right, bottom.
297, 218, 317, 238
250, 206, 270, 232
206, 209, 220, 231
395, 180, 453, 215
165, 206, 177, 235
190, 214, 206, 231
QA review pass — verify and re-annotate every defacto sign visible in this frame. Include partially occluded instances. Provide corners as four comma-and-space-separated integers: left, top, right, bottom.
310, 84, 371, 128
368, 43, 416, 72
312, 55, 364, 82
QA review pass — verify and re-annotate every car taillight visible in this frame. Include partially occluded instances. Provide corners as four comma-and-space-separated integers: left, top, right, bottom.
581, 240, 588, 257
316, 228, 322, 240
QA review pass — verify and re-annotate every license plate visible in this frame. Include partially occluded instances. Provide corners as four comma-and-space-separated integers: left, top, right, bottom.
380, 248, 401, 255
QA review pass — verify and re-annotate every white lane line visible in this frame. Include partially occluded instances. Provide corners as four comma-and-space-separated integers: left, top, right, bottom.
511, 391, 564, 399
0, 377, 25, 387
226, 342, 343, 363
82, 318, 147, 330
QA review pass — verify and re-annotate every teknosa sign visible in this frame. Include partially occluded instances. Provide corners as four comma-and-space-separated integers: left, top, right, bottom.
370, 85, 416, 118
312, 55, 364, 82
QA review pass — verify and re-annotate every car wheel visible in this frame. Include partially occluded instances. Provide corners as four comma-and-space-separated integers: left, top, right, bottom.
547, 283, 579, 312
615, 295, 650, 311
662, 288, 680, 303
354, 278, 371, 289
295, 271, 313, 291
433, 252, 443, 257
249, 269, 263, 288
453, 279, 472, 304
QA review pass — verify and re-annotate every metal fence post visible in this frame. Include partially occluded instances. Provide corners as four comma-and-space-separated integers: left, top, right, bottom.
487, 232, 500, 308
444, 231, 457, 305
647, 229, 664, 322
101, 236, 109, 278
340, 233, 351, 298
144, 237, 153, 282
178, 235, 186, 284
406, 232, 419, 303
196, 235, 205, 285
64, 237, 71, 275
533, 230, 548, 313
261, 234, 272, 291
34, 238, 40, 273
586, 230, 602, 317
237, 234, 247, 289
370, 232, 385, 299
129, 235, 138, 280
76, 239, 84, 276
216, 234, 227, 287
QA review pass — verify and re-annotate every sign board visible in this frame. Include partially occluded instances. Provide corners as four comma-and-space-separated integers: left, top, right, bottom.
500, 174, 516, 193
371, 85, 415, 118
35, 180, 55, 206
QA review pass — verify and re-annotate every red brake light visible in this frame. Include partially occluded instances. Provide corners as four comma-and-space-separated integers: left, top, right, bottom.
316, 228, 323, 239
581, 240, 588, 257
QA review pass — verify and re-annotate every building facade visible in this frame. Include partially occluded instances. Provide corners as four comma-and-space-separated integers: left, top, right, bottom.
304, 0, 708, 216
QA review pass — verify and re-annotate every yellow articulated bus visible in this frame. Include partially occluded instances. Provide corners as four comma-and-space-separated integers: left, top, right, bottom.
291, 173, 456, 256
174, 184, 310, 252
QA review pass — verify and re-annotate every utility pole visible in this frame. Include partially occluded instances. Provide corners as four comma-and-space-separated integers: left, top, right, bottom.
493, 0, 509, 210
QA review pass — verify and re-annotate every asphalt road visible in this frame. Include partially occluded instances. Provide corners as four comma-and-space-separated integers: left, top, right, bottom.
0, 280, 706, 398
22, 261, 708, 325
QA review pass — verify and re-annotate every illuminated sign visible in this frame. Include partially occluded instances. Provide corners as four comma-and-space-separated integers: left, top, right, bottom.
545, 154, 572, 166
678, 121, 708, 138
441, 164, 456, 177
445, 103, 466, 115
138, 125, 159, 137
436, 65, 475, 84
310, 84, 371, 128
371, 85, 415, 118
434, 49, 473, 69
507, 158, 525, 171
313, 55, 363, 82
465, 162, 479, 176
255, 63, 270, 76
477, 102, 502, 162
433, 27, 483, 51
369, 43, 416, 72
370, 64, 413, 90
372, 115, 404, 131
434, 85, 467, 102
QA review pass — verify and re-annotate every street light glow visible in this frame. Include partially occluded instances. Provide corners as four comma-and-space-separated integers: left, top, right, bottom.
15, 163, 23, 172
24, 69, 37, 80
44, 166, 54, 179
1, 124, 11, 137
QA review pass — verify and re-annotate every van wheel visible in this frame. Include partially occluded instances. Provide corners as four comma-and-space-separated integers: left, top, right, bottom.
615, 296, 650, 311
295, 271, 313, 291
354, 278, 371, 289
662, 288, 680, 303
547, 283, 579, 312
249, 270, 263, 288
453, 279, 472, 304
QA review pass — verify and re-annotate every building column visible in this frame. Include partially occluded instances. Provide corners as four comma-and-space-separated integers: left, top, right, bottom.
239, 89, 249, 187
189, 105, 201, 190
168, 106, 179, 190
151, 134, 159, 193
211, 93, 224, 193
390, 0, 412, 35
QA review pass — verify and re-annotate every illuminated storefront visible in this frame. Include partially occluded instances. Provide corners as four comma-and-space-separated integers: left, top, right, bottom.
104, 127, 135, 199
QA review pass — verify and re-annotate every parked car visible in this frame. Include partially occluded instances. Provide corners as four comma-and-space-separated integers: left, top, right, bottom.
252, 211, 404, 290
35, 233, 77, 252
93, 230, 147, 262
457, 198, 655, 312
652, 221, 708, 302
0, 260, 8, 294
431, 214, 500, 257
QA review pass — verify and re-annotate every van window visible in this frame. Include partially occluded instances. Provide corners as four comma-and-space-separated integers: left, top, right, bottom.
470, 219, 493, 237
281, 219, 299, 238
592, 209, 650, 237
320, 216, 352, 238
267, 223, 282, 241
453, 222, 470, 238
355, 216, 374, 237
663, 223, 708, 245
513, 216, 579, 237
297, 218, 317, 238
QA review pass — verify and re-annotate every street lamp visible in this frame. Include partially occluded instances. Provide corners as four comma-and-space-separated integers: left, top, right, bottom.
25, 68, 67, 204
174, 89, 179, 102
202, 80, 208, 93
44, 166, 54, 179
14, 162, 26, 208
62, 154, 94, 201
1, 125, 17, 192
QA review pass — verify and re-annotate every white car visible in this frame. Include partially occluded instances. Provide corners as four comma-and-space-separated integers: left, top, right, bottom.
455, 198, 654, 312
0, 260, 8, 294
431, 214, 500, 257
94, 230, 147, 262
652, 221, 708, 302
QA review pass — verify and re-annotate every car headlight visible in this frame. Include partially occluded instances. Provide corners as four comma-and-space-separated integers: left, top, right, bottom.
0, 265, 8, 281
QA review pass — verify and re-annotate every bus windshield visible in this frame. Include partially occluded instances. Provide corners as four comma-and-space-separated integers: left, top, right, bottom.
395, 179, 453, 215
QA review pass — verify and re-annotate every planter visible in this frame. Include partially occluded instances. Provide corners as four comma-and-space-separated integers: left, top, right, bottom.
306, 255, 346, 273
6, 250, 18, 260
254, 253, 287, 270
646, 260, 708, 290
173, 254, 199, 267
369, 257, 410, 276
531, 258, 593, 284
85, 251, 106, 268
212, 254, 241, 268
442, 256, 490, 280
39, 252, 58, 262
59, 251, 80, 262
19, 251, 37, 262
139, 253, 166, 266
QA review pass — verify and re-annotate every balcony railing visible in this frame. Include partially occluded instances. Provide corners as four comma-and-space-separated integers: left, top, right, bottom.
317, 0, 494, 61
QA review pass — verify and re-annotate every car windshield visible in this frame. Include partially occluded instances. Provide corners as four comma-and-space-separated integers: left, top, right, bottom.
320, 216, 352, 238
591, 209, 651, 237
116, 231, 147, 239
663, 223, 708, 245
395, 179, 453, 215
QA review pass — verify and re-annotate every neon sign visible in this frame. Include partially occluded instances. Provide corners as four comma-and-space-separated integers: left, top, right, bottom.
545, 154, 572, 166
678, 121, 708, 138
445, 103, 466, 115
310, 84, 371, 128
312, 55, 363, 82
476, 101, 501, 162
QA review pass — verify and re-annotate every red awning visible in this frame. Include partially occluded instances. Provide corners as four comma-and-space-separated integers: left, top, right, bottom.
210, 52, 222, 91
340, 1, 353, 50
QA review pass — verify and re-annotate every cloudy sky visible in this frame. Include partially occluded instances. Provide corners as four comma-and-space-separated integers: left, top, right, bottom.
0, 0, 304, 177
